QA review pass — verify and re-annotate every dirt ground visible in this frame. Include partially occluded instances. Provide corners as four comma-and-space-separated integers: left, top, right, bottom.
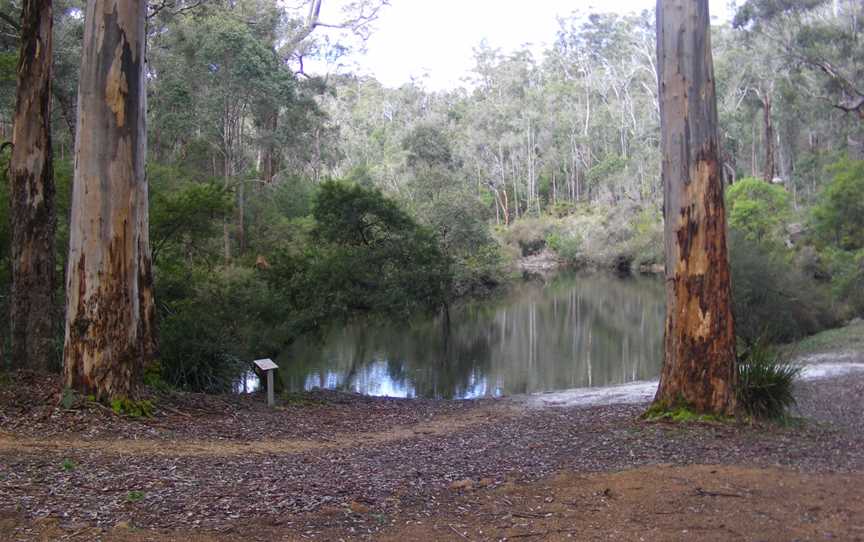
2, 335, 864, 541
4, 464, 863, 541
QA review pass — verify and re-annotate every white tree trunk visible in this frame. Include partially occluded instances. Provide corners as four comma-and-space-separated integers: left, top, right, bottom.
63, 0, 156, 400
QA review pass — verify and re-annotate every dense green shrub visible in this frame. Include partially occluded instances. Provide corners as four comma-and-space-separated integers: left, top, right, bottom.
158, 266, 287, 392
730, 232, 837, 344
726, 178, 790, 244
416, 191, 508, 297
541, 204, 662, 272
823, 248, 864, 318
546, 230, 583, 264
625, 207, 664, 268
811, 159, 864, 251
155, 181, 454, 392
737, 342, 802, 419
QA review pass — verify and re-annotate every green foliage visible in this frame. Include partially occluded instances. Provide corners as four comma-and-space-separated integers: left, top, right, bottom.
822, 248, 864, 317
586, 155, 627, 188
730, 232, 837, 343
110, 398, 155, 418
156, 181, 452, 392
61, 459, 76, 472
158, 266, 285, 393
126, 491, 145, 503
149, 164, 233, 264
539, 204, 662, 272
303, 181, 451, 319
811, 159, 864, 251
143, 361, 172, 393
643, 401, 730, 423
546, 230, 582, 264
736, 342, 802, 419
626, 207, 664, 267
417, 192, 507, 297
726, 178, 790, 243
60, 388, 77, 410
402, 124, 454, 170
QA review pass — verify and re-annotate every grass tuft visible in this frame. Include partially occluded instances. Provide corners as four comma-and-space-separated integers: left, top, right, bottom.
737, 342, 802, 420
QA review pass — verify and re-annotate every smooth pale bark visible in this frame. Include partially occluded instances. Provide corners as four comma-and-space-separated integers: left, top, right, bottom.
63, 0, 156, 400
653, 0, 737, 416
10, 0, 56, 371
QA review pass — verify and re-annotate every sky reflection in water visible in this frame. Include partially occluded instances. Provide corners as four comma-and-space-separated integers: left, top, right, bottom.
257, 273, 665, 400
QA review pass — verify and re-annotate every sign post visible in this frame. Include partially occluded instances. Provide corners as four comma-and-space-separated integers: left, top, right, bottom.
253, 358, 279, 407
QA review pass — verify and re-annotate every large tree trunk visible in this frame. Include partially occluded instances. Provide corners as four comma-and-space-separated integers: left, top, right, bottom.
653, 0, 737, 416
63, 0, 156, 400
10, 0, 56, 372
762, 93, 775, 182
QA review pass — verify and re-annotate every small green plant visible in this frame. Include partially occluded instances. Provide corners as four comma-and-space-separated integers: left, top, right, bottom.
643, 402, 729, 424
126, 491, 145, 503
110, 398, 155, 418
143, 361, 172, 393
61, 459, 76, 472
60, 388, 78, 410
281, 391, 327, 406
737, 342, 802, 420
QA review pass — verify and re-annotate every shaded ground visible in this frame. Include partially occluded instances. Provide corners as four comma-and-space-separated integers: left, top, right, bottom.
2, 323, 864, 541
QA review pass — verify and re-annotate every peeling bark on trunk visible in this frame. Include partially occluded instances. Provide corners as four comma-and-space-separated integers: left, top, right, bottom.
653, 0, 737, 416
10, 0, 56, 372
63, 0, 156, 400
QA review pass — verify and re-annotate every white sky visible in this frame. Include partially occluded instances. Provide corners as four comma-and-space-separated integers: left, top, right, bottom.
313, 0, 734, 90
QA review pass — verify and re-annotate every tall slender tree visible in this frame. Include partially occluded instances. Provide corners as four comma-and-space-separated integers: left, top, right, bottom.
63, 0, 156, 400
652, 0, 737, 415
9, 0, 56, 371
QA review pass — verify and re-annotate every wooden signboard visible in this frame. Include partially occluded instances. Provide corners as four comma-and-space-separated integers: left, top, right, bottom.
253, 358, 279, 406
254, 358, 278, 372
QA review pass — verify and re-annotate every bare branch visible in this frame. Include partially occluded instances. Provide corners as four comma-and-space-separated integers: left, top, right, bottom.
279, 0, 389, 59
147, 0, 207, 20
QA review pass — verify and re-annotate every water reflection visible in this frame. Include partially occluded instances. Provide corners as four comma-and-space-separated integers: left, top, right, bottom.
278, 272, 665, 399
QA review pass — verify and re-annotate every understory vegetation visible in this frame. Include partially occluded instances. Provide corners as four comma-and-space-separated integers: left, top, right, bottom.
736, 342, 802, 420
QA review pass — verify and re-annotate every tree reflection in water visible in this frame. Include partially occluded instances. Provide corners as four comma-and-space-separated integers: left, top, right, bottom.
279, 273, 665, 399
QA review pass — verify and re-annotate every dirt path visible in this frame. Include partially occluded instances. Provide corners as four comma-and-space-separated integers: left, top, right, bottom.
0, 403, 513, 456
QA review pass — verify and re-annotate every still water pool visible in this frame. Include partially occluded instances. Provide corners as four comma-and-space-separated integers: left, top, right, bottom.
265, 273, 665, 399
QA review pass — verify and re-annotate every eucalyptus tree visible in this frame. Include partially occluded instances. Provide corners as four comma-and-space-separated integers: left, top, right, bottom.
63, 0, 156, 400
8, 0, 55, 371
734, 0, 864, 124
652, 0, 737, 416
148, 2, 295, 259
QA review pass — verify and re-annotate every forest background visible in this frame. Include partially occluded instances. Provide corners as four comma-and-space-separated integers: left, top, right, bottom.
0, 0, 862, 393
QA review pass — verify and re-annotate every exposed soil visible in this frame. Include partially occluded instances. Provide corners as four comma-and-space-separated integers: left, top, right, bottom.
2, 347, 864, 541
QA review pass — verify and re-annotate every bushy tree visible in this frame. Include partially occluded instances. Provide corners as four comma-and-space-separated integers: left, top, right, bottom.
811, 159, 864, 250
726, 177, 791, 243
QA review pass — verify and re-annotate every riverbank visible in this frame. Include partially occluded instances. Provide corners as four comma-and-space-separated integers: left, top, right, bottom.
2, 321, 864, 541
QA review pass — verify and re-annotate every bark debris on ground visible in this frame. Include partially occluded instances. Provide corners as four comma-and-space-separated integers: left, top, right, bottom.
2, 347, 864, 541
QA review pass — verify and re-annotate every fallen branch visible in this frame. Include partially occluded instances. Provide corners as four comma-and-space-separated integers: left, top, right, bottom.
695, 487, 745, 498
448, 524, 470, 540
